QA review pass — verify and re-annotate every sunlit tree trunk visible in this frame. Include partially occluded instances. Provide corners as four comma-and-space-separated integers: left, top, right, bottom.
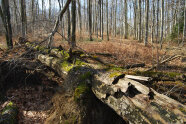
106, 0, 109, 41
144, 0, 149, 46
138, 0, 142, 41
89, 0, 93, 41
124, 0, 128, 39
160, 0, 164, 49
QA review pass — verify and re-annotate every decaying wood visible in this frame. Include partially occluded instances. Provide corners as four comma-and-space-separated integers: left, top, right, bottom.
125, 74, 152, 81
34, 48, 186, 124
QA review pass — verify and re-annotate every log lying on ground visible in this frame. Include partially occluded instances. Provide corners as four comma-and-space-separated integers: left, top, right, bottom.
35, 50, 186, 124
0, 101, 18, 124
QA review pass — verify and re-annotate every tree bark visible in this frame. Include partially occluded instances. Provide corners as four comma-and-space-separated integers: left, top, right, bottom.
0, 0, 13, 49
71, 0, 76, 48
34, 47, 186, 124
20, 0, 27, 38
124, 0, 128, 39
160, 0, 164, 49
138, 0, 142, 42
89, 0, 93, 41
144, 0, 149, 46
106, 0, 109, 41
182, 0, 186, 45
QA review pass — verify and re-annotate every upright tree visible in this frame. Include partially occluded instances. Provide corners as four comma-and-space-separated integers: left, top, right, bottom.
156, 0, 160, 43
0, 0, 13, 49
20, 0, 27, 38
144, 0, 149, 46
124, 0, 128, 39
160, 0, 164, 49
138, 0, 142, 41
77, 0, 82, 39
183, 0, 186, 45
106, 0, 109, 41
71, 0, 76, 48
89, 0, 93, 41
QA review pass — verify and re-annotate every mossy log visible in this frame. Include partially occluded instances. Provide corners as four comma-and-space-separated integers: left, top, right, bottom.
31, 45, 186, 123
0, 102, 18, 124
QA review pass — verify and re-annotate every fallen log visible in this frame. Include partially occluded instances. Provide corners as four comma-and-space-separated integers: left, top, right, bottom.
36, 51, 186, 124
0, 101, 18, 124
125, 75, 152, 82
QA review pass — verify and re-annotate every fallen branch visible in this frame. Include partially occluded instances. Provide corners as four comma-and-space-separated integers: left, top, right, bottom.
147, 55, 182, 71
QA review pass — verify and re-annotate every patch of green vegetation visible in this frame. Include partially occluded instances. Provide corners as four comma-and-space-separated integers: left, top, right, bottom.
75, 59, 86, 66
61, 61, 74, 72
64, 115, 77, 124
105, 66, 125, 72
61, 50, 70, 60
2, 101, 17, 115
74, 82, 90, 102
79, 72, 92, 81
109, 72, 122, 78
179, 107, 186, 115
74, 72, 92, 102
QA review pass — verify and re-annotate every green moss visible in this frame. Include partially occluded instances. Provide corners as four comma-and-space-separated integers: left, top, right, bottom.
75, 59, 86, 66
109, 72, 122, 78
79, 72, 92, 81
179, 107, 186, 114
167, 72, 181, 78
1, 102, 16, 115
38, 46, 45, 51
74, 83, 89, 102
60, 50, 69, 60
61, 61, 74, 72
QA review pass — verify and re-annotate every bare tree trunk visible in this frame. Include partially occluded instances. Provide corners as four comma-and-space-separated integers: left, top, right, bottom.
20, 0, 27, 38
13, 0, 19, 35
89, 0, 93, 41
77, 0, 82, 39
101, 0, 103, 40
138, 0, 142, 41
71, 0, 76, 48
160, 0, 164, 49
49, 0, 51, 20
124, 0, 128, 39
156, 0, 160, 43
183, 0, 186, 45
115, 0, 117, 37
106, 0, 109, 41
151, 0, 155, 43
99, 0, 101, 37
31, 0, 35, 32
133, 0, 137, 39
67, 7, 71, 42
0, 0, 13, 49
144, 0, 149, 46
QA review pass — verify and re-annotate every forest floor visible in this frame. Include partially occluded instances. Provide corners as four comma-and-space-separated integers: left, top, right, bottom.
0, 35, 185, 123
